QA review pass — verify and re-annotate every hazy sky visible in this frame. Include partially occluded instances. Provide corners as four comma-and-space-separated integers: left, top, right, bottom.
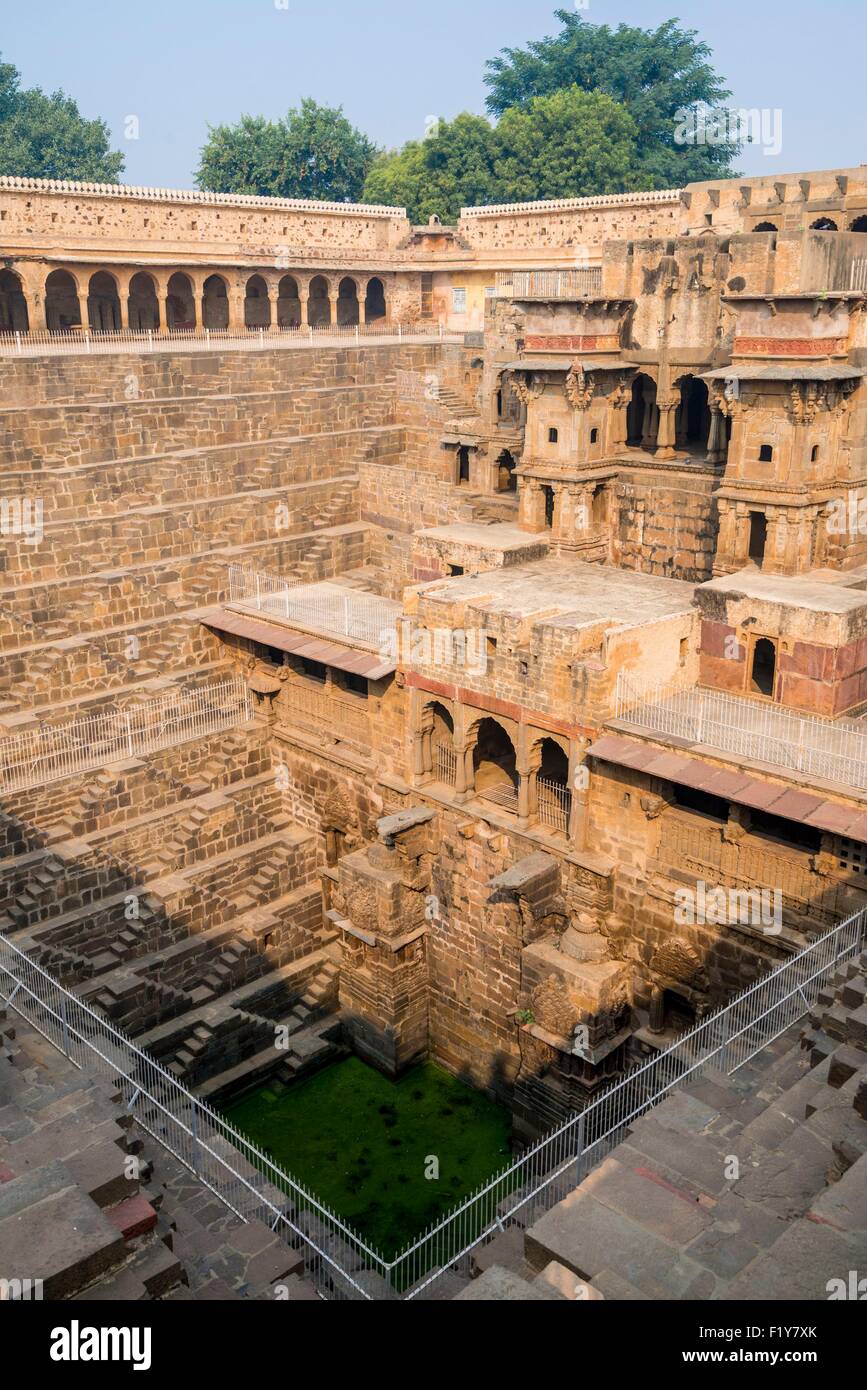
4, 0, 865, 190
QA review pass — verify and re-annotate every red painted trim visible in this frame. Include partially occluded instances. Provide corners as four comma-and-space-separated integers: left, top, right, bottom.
406, 672, 594, 739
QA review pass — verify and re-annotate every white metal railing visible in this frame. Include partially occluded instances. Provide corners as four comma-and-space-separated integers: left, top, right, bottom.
0, 323, 458, 359
228, 564, 400, 649
615, 670, 867, 791
388, 905, 865, 1297
537, 777, 571, 834
495, 268, 602, 299
851, 258, 867, 293
0, 934, 383, 1301
0, 896, 861, 1298
435, 742, 457, 786
0, 676, 251, 795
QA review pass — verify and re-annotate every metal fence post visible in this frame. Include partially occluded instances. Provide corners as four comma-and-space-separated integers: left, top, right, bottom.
59, 994, 72, 1058
190, 1099, 201, 1177
573, 1110, 586, 1186
717, 1007, 730, 1075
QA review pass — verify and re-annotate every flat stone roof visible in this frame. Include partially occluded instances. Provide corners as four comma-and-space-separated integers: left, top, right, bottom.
700, 569, 867, 616
418, 559, 697, 631
415, 523, 546, 552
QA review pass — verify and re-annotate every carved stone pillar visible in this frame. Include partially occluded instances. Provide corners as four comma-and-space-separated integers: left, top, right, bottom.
706, 406, 726, 463
77, 284, 90, 332
655, 393, 679, 460
648, 985, 666, 1034
519, 480, 547, 533
298, 277, 311, 326
115, 271, 131, 329
608, 379, 630, 452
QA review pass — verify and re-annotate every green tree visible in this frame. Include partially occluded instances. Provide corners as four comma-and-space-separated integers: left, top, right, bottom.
364, 113, 500, 222
0, 56, 123, 182
484, 11, 739, 185
197, 99, 378, 203
494, 87, 638, 203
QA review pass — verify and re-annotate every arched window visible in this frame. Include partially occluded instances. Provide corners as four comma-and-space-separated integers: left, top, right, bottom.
308, 276, 331, 327
0, 270, 29, 332
87, 272, 121, 331
627, 373, 657, 449
244, 274, 270, 329
365, 277, 386, 323
754, 221, 778, 232
850, 215, 867, 233
128, 272, 159, 331
45, 269, 80, 331
277, 275, 301, 328
430, 703, 455, 785
677, 375, 711, 449
810, 217, 838, 231
473, 718, 518, 810
202, 274, 229, 330
537, 738, 571, 835
166, 272, 196, 330
337, 277, 359, 327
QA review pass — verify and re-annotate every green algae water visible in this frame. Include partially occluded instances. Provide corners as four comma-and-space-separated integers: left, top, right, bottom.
223, 1056, 512, 1257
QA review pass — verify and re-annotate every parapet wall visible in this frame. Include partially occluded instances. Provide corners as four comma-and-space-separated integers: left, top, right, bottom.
455, 189, 683, 264
0, 176, 412, 269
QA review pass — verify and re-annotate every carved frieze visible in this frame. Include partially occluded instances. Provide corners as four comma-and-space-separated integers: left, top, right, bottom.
565, 363, 596, 411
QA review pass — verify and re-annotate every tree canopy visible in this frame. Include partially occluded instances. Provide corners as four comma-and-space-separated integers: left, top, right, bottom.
364, 89, 640, 221
363, 113, 501, 222
494, 88, 638, 204
196, 100, 378, 203
0, 56, 124, 182
484, 10, 739, 186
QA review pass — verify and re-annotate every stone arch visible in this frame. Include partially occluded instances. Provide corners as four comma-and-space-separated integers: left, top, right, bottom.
753, 221, 778, 232
277, 274, 301, 328
429, 701, 455, 783
675, 374, 711, 449
531, 731, 569, 769
850, 215, 867, 233
202, 274, 229, 330
810, 217, 838, 231
87, 271, 121, 331
45, 269, 81, 331
128, 271, 159, 331
0, 269, 29, 332
470, 715, 518, 795
166, 272, 196, 330
337, 276, 360, 326
365, 276, 386, 323
627, 372, 657, 449
308, 275, 331, 327
244, 274, 271, 329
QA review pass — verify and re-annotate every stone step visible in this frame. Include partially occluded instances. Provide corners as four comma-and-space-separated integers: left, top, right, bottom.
0, 1160, 128, 1300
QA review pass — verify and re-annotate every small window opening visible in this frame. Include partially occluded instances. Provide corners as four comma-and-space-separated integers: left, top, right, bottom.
749, 511, 767, 567
750, 637, 777, 697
